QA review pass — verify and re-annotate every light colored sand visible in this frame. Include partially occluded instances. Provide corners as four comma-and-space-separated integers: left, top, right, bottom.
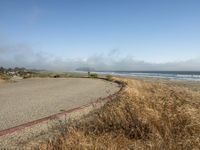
0, 78, 5, 84
0, 78, 120, 131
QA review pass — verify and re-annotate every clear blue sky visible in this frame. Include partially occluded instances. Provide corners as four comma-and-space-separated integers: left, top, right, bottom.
0, 0, 200, 70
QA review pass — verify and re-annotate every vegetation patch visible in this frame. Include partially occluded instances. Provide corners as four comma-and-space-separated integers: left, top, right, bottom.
37, 77, 200, 150
89, 73, 98, 78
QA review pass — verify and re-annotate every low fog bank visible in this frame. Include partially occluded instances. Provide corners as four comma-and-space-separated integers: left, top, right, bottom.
0, 44, 200, 71
1, 54, 200, 71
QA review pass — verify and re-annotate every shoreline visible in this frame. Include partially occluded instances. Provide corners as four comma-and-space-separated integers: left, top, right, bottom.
90, 71, 200, 82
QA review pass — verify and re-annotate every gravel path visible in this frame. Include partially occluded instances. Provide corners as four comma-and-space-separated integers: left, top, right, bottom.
0, 78, 120, 131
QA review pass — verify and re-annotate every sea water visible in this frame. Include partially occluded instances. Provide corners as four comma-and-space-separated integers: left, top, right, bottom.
96, 71, 200, 82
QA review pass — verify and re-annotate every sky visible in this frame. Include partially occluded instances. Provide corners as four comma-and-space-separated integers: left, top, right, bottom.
0, 0, 200, 71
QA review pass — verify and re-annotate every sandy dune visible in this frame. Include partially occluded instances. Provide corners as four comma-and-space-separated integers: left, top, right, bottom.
0, 78, 120, 130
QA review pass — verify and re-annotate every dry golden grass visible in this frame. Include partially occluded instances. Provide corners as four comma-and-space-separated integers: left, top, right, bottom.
38, 77, 200, 150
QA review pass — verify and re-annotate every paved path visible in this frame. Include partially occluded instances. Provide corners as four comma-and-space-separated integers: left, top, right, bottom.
0, 78, 120, 130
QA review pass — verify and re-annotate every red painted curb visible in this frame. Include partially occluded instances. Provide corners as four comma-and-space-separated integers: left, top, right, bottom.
0, 93, 117, 137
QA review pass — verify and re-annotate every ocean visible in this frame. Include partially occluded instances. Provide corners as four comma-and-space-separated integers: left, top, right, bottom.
95, 71, 200, 82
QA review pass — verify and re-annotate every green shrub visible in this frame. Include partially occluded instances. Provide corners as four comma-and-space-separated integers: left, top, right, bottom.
89, 73, 98, 78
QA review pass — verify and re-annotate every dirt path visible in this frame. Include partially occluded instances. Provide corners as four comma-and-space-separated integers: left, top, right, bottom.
0, 78, 120, 131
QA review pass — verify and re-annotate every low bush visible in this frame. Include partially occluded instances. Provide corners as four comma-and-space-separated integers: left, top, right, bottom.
89, 73, 98, 78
